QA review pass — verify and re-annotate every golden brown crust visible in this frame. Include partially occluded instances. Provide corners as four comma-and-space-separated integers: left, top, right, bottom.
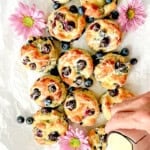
48, 6, 86, 42
64, 89, 99, 126
100, 88, 135, 120
58, 48, 93, 87
86, 19, 122, 52
32, 109, 68, 145
88, 126, 107, 150
21, 37, 59, 72
94, 53, 130, 89
80, 0, 117, 18
30, 75, 67, 108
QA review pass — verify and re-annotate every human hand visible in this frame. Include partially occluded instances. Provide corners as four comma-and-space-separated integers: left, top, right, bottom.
105, 91, 150, 134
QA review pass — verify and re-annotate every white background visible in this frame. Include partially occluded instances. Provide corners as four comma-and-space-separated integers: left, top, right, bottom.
0, 0, 150, 150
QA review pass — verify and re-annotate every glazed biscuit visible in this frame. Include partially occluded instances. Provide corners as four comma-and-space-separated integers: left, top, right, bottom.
86, 19, 122, 52
21, 36, 59, 72
30, 75, 67, 108
88, 126, 107, 150
32, 108, 68, 145
52, 0, 70, 4
100, 88, 134, 120
48, 6, 86, 42
80, 0, 117, 19
57, 48, 94, 87
64, 89, 99, 126
94, 53, 130, 89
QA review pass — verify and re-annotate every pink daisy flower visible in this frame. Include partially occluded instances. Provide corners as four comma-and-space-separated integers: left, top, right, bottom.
9, 2, 46, 39
58, 126, 90, 150
118, 0, 146, 32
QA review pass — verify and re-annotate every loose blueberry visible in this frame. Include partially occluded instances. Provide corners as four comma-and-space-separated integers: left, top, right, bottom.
108, 88, 119, 97
41, 44, 51, 54
48, 84, 57, 92
62, 66, 71, 77
75, 76, 83, 86
68, 86, 75, 93
48, 131, 60, 141
111, 10, 119, 20
86, 16, 95, 23
95, 50, 105, 59
50, 67, 59, 76
44, 97, 52, 107
53, 2, 61, 10
69, 5, 78, 13
61, 42, 70, 50
77, 60, 87, 70
17, 116, 25, 124
130, 58, 138, 65
90, 23, 101, 32
120, 48, 129, 56
105, 0, 112, 4
26, 117, 34, 125
29, 63, 36, 70
31, 88, 41, 100
66, 100, 76, 110
78, 6, 85, 15
84, 78, 93, 87
100, 37, 110, 47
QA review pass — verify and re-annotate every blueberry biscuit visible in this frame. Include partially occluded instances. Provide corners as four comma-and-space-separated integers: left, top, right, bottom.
48, 6, 86, 42
64, 89, 99, 126
100, 88, 134, 120
32, 108, 68, 145
21, 36, 59, 72
86, 19, 122, 52
94, 53, 130, 89
80, 0, 117, 19
30, 75, 67, 108
88, 126, 107, 150
57, 48, 94, 87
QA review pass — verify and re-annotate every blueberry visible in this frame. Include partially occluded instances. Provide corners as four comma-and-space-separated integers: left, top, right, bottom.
111, 10, 119, 20
69, 5, 78, 13
66, 100, 76, 110
48, 84, 57, 92
77, 60, 87, 70
36, 129, 43, 137
92, 55, 100, 66
29, 63, 36, 70
95, 50, 105, 59
41, 107, 52, 113
100, 37, 110, 47
86, 16, 95, 23
105, 0, 112, 4
66, 21, 76, 31
78, 6, 85, 15
50, 67, 59, 76
26, 117, 34, 125
30, 88, 41, 100
108, 88, 119, 97
130, 58, 138, 65
48, 131, 60, 141
22, 56, 30, 65
84, 78, 93, 87
85, 109, 95, 116
61, 42, 70, 50
120, 48, 129, 56
41, 44, 51, 54
53, 2, 61, 10
17, 116, 25, 124
68, 86, 75, 93
75, 76, 83, 86
90, 23, 101, 31
62, 66, 71, 77
44, 97, 52, 107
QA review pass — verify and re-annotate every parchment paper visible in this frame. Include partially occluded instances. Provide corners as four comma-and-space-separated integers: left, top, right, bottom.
0, 0, 150, 150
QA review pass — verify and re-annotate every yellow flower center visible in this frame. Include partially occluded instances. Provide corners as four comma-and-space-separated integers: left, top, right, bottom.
69, 138, 81, 148
127, 8, 135, 20
22, 16, 34, 27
